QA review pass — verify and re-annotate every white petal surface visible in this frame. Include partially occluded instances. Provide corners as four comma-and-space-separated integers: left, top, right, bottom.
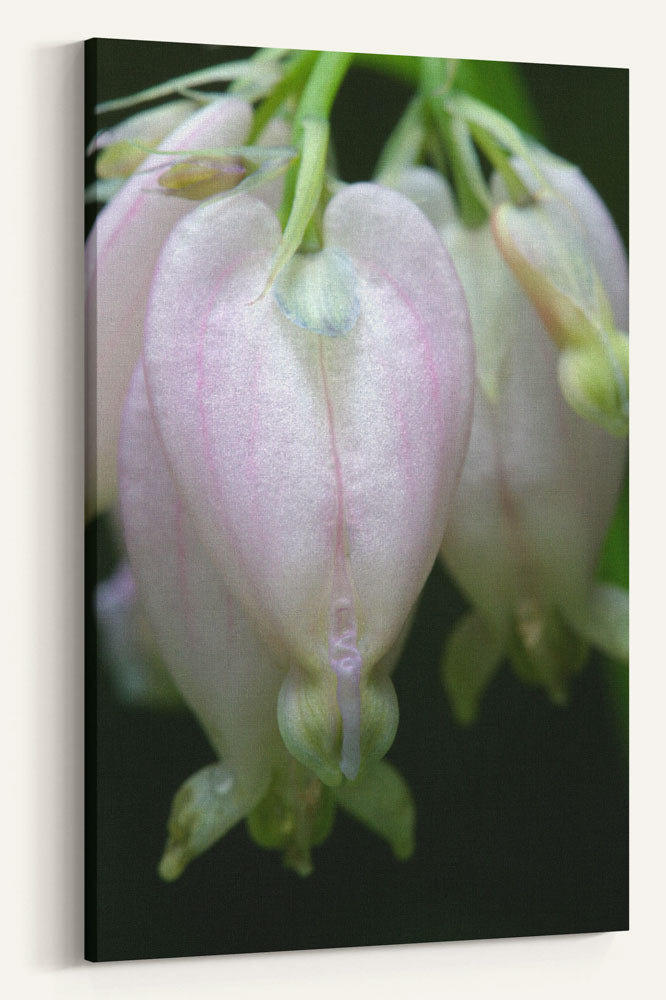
144, 184, 473, 672
119, 362, 283, 797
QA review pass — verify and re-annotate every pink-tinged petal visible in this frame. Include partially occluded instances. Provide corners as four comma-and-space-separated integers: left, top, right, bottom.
387, 166, 458, 232
319, 184, 474, 653
143, 184, 474, 782
118, 362, 283, 794
491, 153, 628, 329
86, 97, 253, 515
441, 223, 625, 631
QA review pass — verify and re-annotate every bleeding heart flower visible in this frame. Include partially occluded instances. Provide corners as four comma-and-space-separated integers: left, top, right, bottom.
118, 181, 474, 872
491, 152, 629, 436
85, 97, 289, 516
140, 181, 473, 782
391, 161, 627, 721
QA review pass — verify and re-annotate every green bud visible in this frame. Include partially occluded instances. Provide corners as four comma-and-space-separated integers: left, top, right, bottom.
492, 195, 628, 436
158, 156, 247, 200
558, 335, 629, 437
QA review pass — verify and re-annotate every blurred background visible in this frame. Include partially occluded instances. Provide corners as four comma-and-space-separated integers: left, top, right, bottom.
85, 40, 628, 962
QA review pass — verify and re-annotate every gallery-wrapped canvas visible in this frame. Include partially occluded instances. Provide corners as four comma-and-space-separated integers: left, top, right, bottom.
85, 38, 628, 962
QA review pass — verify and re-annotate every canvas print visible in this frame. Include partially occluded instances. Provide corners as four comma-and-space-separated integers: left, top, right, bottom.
85, 39, 628, 962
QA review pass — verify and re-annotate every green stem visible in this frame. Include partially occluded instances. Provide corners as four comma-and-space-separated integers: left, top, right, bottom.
373, 95, 425, 183
248, 50, 318, 142
468, 122, 533, 204
420, 58, 490, 227
96, 53, 285, 115
278, 50, 353, 230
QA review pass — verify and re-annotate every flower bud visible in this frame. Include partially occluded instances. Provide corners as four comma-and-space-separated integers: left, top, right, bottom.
157, 156, 247, 200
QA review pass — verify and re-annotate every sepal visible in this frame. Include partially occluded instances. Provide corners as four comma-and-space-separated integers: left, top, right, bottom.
159, 762, 270, 881
440, 610, 504, 725
334, 759, 415, 861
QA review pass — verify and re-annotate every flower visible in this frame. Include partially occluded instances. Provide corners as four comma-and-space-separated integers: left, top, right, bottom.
392, 159, 628, 721
491, 152, 629, 436
85, 97, 288, 516
118, 182, 474, 872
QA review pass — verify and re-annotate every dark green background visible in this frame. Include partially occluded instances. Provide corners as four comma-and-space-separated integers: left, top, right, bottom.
85, 40, 628, 962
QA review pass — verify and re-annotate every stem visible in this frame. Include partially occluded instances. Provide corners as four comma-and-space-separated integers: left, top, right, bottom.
278, 50, 353, 230
295, 50, 353, 123
248, 50, 318, 142
373, 95, 425, 183
420, 58, 490, 227
96, 53, 285, 115
469, 123, 533, 204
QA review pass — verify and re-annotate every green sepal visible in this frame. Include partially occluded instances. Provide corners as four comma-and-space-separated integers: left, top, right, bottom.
246, 758, 336, 876
158, 762, 268, 882
334, 759, 415, 861
273, 247, 360, 336
508, 603, 588, 706
441, 610, 505, 725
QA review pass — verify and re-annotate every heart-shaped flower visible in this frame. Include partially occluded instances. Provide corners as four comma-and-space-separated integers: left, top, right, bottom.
391, 159, 627, 720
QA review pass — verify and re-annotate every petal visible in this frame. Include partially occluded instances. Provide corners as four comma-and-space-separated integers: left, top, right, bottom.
440, 221, 626, 638
87, 97, 253, 515
386, 166, 458, 231
143, 184, 474, 782
334, 759, 415, 860
118, 362, 283, 793
94, 560, 181, 708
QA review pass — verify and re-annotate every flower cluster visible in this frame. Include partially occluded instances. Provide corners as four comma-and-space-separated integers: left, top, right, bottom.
88, 52, 628, 878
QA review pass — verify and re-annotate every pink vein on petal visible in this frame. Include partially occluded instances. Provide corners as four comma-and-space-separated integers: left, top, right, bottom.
318, 339, 362, 780
373, 264, 444, 437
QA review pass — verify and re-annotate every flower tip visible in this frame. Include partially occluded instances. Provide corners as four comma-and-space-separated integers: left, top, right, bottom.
158, 841, 191, 882
558, 340, 629, 437
392, 832, 415, 862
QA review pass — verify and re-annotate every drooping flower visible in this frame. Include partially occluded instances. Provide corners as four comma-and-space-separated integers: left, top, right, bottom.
85, 97, 289, 516
118, 182, 474, 872
392, 159, 628, 721
491, 152, 628, 436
